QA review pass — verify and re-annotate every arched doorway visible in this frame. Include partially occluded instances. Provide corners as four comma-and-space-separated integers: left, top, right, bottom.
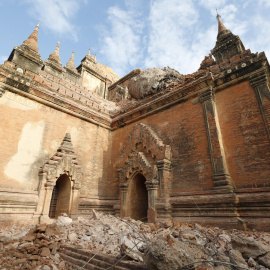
127, 173, 148, 221
49, 174, 71, 218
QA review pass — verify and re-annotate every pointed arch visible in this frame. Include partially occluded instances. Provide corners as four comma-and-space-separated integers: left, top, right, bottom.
117, 123, 172, 222
35, 133, 82, 223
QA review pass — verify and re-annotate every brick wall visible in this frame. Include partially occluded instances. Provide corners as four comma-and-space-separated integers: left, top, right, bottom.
0, 91, 110, 198
216, 80, 270, 189
111, 98, 213, 195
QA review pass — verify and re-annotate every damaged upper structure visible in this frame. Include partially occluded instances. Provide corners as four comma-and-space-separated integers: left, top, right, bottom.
0, 15, 270, 231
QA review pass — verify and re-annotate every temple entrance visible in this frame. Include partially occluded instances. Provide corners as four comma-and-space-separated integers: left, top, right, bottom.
48, 174, 71, 218
127, 173, 148, 221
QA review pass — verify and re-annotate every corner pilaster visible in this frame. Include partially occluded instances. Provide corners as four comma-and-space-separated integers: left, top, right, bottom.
145, 179, 159, 222
250, 73, 270, 140
119, 181, 128, 218
200, 87, 233, 190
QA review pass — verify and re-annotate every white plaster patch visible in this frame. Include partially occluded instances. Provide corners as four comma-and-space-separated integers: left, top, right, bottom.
50, 140, 59, 151
0, 92, 41, 110
4, 121, 46, 183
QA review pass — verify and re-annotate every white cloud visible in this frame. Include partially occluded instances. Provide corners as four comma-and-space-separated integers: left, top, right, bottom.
99, 0, 270, 77
23, 0, 86, 41
99, 3, 144, 76
259, 0, 270, 7
245, 14, 270, 59
145, 0, 209, 74
199, 0, 227, 10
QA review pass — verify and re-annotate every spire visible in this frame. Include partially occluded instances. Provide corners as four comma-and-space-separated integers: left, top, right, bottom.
216, 10, 227, 34
48, 42, 61, 64
58, 133, 74, 153
65, 51, 76, 70
23, 23, 40, 53
211, 10, 245, 64
81, 48, 97, 65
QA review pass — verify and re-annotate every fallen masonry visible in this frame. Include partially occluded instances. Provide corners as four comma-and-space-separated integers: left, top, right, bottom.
0, 211, 270, 270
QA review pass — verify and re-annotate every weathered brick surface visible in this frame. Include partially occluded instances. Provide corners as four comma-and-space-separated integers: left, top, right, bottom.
0, 91, 110, 199
216, 81, 270, 189
111, 99, 213, 195
0, 20, 270, 230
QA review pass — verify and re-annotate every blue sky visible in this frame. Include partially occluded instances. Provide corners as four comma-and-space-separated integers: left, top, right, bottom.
1, 0, 270, 77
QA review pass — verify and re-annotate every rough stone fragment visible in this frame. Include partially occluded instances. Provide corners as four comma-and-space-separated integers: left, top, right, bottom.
51, 264, 58, 270
40, 247, 51, 257
54, 215, 72, 226
231, 234, 269, 259
16, 258, 27, 264
248, 257, 257, 267
29, 255, 39, 260
58, 261, 66, 270
258, 252, 270, 268
68, 232, 78, 242
144, 234, 206, 270
228, 249, 248, 267
120, 243, 143, 262
23, 232, 36, 242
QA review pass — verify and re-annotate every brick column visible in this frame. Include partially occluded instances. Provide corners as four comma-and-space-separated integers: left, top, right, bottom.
119, 182, 128, 218
70, 182, 81, 217
155, 159, 172, 220
157, 159, 172, 198
39, 180, 54, 223
200, 87, 233, 190
145, 179, 159, 222
32, 172, 47, 222
250, 73, 270, 141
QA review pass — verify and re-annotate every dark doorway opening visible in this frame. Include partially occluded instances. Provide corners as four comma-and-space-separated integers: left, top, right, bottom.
127, 173, 148, 221
48, 174, 71, 218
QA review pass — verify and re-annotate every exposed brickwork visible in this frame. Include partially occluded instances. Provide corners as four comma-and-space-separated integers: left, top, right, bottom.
0, 18, 270, 230
216, 81, 270, 189
111, 100, 213, 194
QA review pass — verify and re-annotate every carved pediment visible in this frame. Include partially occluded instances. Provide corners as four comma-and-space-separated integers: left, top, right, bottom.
39, 133, 82, 186
118, 123, 171, 166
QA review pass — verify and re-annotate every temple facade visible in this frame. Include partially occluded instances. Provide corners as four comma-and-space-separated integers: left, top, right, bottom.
0, 16, 269, 231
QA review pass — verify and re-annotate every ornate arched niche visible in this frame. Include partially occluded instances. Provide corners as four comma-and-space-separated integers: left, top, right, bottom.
117, 123, 172, 222
34, 133, 82, 223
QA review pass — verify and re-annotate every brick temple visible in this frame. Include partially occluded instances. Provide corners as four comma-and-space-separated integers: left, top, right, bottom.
0, 14, 269, 231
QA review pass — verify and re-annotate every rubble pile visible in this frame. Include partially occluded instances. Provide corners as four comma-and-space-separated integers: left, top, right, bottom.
0, 223, 65, 270
0, 211, 270, 270
128, 67, 184, 99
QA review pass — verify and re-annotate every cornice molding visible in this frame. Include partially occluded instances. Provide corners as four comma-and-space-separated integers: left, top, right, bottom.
1, 52, 268, 131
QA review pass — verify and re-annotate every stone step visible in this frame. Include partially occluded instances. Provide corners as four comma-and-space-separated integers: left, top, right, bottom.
61, 249, 125, 270
60, 252, 104, 270
60, 246, 148, 270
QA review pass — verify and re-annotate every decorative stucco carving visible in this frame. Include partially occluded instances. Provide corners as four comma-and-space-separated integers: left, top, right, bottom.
39, 133, 82, 188
119, 123, 172, 165
117, 123, 171, 194
118, 151, 153, 184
